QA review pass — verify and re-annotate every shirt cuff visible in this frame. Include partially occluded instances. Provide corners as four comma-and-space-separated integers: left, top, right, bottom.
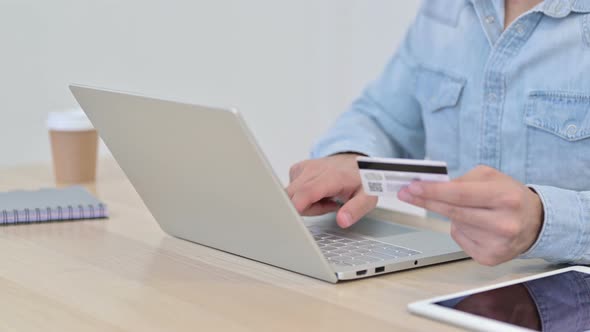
520, 185, 589, 263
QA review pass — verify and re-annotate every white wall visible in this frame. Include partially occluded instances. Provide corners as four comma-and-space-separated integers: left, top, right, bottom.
1, 0, 421, 212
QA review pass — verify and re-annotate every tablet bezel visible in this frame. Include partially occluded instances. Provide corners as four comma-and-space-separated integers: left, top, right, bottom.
407, 265, 590, 332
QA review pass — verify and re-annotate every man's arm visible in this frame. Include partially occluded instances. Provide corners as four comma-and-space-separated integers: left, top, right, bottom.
311, 38, 425, 160
287, 20, 427, 228
520, 185, 590, 264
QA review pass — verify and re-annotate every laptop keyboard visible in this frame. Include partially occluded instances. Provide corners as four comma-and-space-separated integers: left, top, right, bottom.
308, 227, 422, 267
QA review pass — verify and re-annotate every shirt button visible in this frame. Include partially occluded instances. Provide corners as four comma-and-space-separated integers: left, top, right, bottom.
566, 124, 578, 137
514, 23, 525, 35
485, 15, 495, 24
487, 93, 498, 103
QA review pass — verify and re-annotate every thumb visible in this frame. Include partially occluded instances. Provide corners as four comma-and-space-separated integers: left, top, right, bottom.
336, 189, 378, 228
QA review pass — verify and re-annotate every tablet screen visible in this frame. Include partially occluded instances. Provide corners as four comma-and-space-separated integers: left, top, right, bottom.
434, 270, 590, 331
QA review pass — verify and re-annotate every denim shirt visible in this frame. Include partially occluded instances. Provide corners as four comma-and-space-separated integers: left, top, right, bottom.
311, 0, 590, 264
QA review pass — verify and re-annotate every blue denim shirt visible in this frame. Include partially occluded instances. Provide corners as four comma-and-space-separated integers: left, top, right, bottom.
311, 0, 590, 264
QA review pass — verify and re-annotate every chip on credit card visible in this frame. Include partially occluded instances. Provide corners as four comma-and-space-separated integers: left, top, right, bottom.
357, 156, 450, 196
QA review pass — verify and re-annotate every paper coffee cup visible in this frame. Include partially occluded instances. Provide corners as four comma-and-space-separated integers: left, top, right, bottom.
48, 109, 98, 184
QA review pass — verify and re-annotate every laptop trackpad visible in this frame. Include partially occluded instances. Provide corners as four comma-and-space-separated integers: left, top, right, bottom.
332, 218, 417, 239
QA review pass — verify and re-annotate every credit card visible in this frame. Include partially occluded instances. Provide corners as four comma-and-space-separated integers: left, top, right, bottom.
357, 156, 450, 196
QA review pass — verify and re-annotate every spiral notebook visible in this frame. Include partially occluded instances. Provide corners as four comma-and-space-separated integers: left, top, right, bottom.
0, 186, 108, 224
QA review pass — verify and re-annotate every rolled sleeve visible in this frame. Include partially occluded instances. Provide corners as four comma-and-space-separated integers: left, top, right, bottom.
520, 185, 590, 264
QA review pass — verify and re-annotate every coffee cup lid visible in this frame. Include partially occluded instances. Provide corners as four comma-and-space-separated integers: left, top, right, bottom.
47, 109, 94, 131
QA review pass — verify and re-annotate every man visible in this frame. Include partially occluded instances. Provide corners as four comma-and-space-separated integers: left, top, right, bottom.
287, 0, 590, 266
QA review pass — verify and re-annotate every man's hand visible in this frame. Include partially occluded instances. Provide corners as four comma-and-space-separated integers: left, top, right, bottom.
398, 165, 544, 266
287, 154, 377, 228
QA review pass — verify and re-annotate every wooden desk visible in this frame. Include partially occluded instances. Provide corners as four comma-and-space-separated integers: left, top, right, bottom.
0, 159, 556, 332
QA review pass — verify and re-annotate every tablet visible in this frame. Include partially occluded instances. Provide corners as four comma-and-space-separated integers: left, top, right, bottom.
408, 266, 590, 332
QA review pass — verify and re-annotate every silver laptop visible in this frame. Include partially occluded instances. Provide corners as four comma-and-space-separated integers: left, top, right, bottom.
70, 85, 467, 283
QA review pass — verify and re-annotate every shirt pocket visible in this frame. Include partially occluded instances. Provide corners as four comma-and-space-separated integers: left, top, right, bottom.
415, 66, 465, 170
524, 91, 590, 191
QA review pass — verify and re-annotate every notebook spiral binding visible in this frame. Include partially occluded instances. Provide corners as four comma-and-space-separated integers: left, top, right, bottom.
0, 203, 108, 224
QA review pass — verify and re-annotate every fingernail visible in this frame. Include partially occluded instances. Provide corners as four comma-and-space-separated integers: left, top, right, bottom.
341, 212, 353, 228
408, 182, 423, 195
